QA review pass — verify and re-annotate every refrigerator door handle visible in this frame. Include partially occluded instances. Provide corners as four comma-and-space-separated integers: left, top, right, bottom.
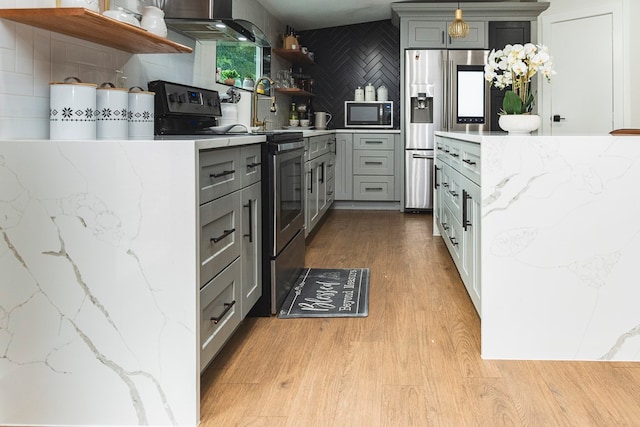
448, 59, 454, 131
412, 153, 434, 159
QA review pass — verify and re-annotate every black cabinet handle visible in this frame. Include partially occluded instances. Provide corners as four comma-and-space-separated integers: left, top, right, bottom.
309, 168, 313, 193
434, 164, 440, 189
449, 190, 458, 198
462, 159, 476, 166
365, 187, 384, 192
210, 300, 236, 325
210, 228, 235, 243
553, 114, 566, 122
247, 162, 261, 169
462, 189, 471, 231
442, 222, 449, 231
320, 162, 325, 183
210, 170, 235, 179
364, 161, 384, 165
244, 201, 253, 243
450, 153, 459, 158
449, 236, 458, 246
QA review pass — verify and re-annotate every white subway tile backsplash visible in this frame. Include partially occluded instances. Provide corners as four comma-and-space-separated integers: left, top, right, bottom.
33, 29, 51, 63
33, 59, 50, 96
15, 24, 34, 75
0, 20, 15, 49
0, 94, 48, 117
0, 117, 48, 139
0, 49, 15, 72
0, 71, 34, 96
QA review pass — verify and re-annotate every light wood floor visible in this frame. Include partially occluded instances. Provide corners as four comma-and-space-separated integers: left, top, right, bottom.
200, 210, 640, 426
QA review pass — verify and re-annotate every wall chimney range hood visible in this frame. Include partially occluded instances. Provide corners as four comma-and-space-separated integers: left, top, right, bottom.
163, 0, 269, 46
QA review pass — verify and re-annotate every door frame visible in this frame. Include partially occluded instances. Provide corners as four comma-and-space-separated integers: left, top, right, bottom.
539, 2, 625, 134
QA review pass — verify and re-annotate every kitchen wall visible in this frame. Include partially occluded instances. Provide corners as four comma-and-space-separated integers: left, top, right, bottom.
298, 20, 400, 129
0, 0, 284, 139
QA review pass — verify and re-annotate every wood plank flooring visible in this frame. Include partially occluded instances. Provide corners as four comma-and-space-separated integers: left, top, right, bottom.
200, 210, 640, 426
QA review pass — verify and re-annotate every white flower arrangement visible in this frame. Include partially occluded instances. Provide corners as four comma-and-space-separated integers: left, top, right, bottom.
484, 43, 555, 114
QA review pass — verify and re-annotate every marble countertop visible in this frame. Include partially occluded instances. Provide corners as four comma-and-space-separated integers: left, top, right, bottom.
274, 128, 400, 136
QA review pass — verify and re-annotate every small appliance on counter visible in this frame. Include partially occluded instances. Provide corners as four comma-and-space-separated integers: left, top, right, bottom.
344, 101, 393, 128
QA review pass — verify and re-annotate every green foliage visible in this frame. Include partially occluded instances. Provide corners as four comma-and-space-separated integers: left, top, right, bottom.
221, 69, 240, 80
501, 90, 535, 115
217, 43, 258, 83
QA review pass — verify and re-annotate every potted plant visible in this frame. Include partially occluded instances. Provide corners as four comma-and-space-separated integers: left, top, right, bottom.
484, 43, 555, 134
221, 69, 240, 86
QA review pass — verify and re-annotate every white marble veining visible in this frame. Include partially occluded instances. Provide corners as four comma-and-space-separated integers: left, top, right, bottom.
0, 139, 208, 426
439, 131, 640, 361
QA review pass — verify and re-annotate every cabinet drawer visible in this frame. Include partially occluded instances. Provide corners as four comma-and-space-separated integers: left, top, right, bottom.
240, 144, 262, 187
306, 134, 333, 161
353, 133, 395, 150
199, 191, 242, 287
325, 152, 336, 182
353, 150, 394, 175
353, 176, 395, 200
460, 142, 480, 185
440, 202, 463, 262
441, 163, 463, 222
200, 258, 241, 372
199, 148, 241, 205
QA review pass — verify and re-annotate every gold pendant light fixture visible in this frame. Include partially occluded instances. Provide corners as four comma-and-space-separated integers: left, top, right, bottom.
448, 2, 469, 39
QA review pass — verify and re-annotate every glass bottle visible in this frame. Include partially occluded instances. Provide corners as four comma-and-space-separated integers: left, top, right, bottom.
290, 102, 298, 120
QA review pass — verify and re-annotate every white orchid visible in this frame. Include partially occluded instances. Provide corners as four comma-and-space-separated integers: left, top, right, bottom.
484, 43, 556, 114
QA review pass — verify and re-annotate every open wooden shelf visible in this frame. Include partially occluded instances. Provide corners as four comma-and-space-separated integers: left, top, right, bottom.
0, 8, 192, 54
274, 88, 314, 97
272, 48, 314, 65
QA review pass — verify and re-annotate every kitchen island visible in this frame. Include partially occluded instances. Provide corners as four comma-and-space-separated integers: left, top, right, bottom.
435, 131, 640, 361
0, 135, 264, 426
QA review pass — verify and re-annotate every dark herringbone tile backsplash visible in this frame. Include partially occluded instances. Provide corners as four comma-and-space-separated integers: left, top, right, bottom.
297, 20, 400, 129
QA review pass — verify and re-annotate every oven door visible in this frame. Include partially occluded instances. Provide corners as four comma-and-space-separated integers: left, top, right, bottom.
273, 145, 305, 256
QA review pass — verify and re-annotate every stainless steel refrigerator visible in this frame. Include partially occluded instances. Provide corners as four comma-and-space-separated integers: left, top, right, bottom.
404, 49, 490, 210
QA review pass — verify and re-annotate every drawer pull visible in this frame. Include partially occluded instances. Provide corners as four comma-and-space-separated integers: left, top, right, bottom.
211, 228, 235, 243
210, 170, 235, 179
449, 236, 458, 246
365, 187, 384, 192
364, 161, 383, 165
463, 159, 477, 166
442, 222, 449, 231
449, 190, 458, 198
364, 140, 384, 144
210, 300, 236, 325
463, 189, 472, 231
247, 162, 261, 169
434, 164, 440, 189
450, 153, 459, 158
320, 162, 325, 183
244, 201, 253, 242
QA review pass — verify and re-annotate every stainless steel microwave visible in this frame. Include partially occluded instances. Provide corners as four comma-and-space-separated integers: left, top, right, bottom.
344, 101, 393, 128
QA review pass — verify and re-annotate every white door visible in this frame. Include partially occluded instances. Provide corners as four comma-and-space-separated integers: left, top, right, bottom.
540, 3, 624, 135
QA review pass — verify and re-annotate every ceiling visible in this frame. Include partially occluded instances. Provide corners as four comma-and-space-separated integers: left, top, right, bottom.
255, 0, 535, 31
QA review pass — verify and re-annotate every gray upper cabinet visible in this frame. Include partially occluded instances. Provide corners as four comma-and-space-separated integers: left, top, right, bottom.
407, 20, 487, 49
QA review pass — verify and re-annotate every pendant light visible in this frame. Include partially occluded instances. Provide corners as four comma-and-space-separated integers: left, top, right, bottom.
448, 2, 469, 39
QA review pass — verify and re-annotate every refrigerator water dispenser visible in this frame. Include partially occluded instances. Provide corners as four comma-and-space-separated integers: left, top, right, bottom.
410, 92, 433, 123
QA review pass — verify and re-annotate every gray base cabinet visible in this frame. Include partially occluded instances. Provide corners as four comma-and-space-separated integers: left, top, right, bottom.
335, 132, 401, 203
434, 135, 481, 315
198, 144, 262, 372
305, 134, 336, 237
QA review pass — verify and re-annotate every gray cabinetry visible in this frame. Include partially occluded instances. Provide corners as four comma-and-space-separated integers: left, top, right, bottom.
406, 19, 487, 49
434, 135, 481, 315
334, 133, 353, 200
198, 144, 262, 371
352, 134, 396, 201
304, 134, 336, 237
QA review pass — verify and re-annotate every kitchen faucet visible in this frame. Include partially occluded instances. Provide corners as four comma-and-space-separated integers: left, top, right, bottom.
252, 76, 276, 130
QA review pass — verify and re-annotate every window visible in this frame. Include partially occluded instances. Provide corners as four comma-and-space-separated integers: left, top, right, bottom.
216, 42, 264, 89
